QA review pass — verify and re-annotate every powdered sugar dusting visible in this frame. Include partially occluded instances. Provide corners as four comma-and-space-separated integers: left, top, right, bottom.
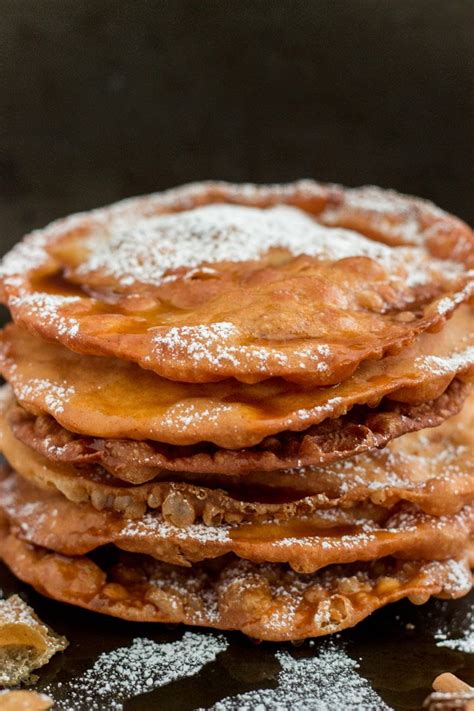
12, 376, 75, 416
0, 231, 51, 286
73, 203, 463, 289
10, 293, 80, 338
320, 185, 446, 246
0, 593, 44, 627
203, 643, 392, 710
151, 327, 332, 374
154, 323, 239, 364
77, 205, 383, 285
121, 513, 232, 544
418, 346, 474, 377
423, 559, 473, 598
44, 632, 228, 710
435, 599, 474, 653
40, 632, 393, 710
158, 401, 237, 434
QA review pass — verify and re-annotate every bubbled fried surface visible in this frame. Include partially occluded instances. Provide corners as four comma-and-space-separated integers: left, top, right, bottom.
0, 522, 471, 641
0, 181, 473, 386
0, 467, 473, 574
1, 387, 474, 524
4, 379, 469, 479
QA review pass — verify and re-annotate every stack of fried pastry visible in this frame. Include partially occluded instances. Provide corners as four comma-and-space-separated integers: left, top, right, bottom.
0, 180, 473, 641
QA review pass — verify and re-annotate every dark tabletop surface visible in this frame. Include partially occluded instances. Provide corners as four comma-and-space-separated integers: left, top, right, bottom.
3, 562, 474, 710
1, 2, 473, 709
1, 0, 473, 257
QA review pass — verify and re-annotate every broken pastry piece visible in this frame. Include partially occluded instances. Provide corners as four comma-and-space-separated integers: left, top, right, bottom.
0, 594, 67, 686
423, 673, 474, 710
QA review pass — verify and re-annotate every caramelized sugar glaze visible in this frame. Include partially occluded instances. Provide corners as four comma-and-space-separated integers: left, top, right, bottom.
4, 378, 468, 478
0, 525, 470, 640
1, 467, 473, 573
0, 180, 473, 641
1, 389, 473, 524
1, 307, 473, 449
1, 181, 473, 385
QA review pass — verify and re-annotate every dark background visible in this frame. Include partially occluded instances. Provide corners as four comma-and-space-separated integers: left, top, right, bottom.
0, 0, 473, 248
0, 5, 474, 708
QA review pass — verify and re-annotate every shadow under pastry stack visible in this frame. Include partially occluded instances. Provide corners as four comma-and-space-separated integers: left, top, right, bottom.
0, 180, 473, 641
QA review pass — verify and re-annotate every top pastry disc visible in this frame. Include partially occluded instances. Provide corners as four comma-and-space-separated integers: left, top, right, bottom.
0, 181, 473, 385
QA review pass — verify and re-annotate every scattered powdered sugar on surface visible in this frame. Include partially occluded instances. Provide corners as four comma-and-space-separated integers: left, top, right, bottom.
435, 285, 474, 316
121, 513, 232, 544
2, 346, 75, 417
319, 186, 439, 246
0, 182, 469, 303
436, 628, 474, 654
202, 643, 392, 711
294, 396, 345, 425
40, 630, 393, 710
76, 204, 383, 285
274, 528, 376, 551
72, 203, 461, 289
151, 328, 333, 374
158, 401, 237, 434
0, 231, 51, 285
435, 601, 474, 653
423, 559, 473, 598
12, 376, 75, 416
153, 322, 238, 356
44, 632, 228, 711
0, 593, 42, 627
419, 346, 474, 377
0, 475, 55, 539
0, 236, 82, 337
10, 293, 81, 338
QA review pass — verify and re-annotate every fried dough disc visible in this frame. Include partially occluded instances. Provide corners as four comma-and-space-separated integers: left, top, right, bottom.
5, 379, 468, 478
0, 521, 471, 641
267, 389, 474, 517
0, 411, 399, 524
2, 391, 474, 523
1, 181, 473, 386
1, 306, 474, 448
1, 468, 473, 573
